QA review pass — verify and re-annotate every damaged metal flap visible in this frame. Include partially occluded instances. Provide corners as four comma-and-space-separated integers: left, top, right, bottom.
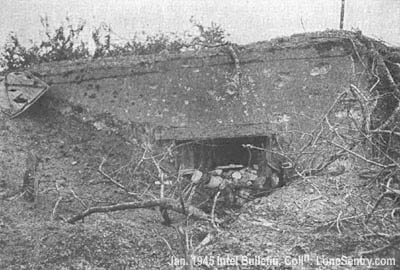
0, 72, 49, 118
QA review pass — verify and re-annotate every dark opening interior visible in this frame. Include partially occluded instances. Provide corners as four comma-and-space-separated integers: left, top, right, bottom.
175, 136, 268, 171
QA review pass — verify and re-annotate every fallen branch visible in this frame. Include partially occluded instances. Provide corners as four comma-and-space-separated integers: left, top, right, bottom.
69, 188, 87, 208
296, 91, 347, 160
359, 243, 396, 256
370, 129, 400, 138
194, 231, 217, 254
51, 180, 64, 221
326, 140, 394, 168
211, 191, 221, 229
51, 196, 63, 222
67, 198, 220, 224
366, 178, 400, 223
336, 211, 343, 235
98, 157, 141, 200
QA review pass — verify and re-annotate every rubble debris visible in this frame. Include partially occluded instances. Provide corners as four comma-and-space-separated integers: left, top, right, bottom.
206, 165, 274, 206
212, 169, 223, 175
206, 175, 225, 189
190, 169, 203, 184
231, 171, 242, 180
181, 164, 278, 207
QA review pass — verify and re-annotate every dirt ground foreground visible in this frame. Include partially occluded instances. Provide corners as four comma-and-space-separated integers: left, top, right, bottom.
1, 96, 400, 269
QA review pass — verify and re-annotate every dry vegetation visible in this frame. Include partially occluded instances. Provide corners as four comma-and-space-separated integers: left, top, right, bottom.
1, 18, 400, 270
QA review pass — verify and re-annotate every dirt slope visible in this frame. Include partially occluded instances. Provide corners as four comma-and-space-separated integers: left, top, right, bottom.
1, 96, 399, 270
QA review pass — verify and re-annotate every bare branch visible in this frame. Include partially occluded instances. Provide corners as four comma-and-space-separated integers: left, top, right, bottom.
98, 157, 141, 200
359, 243, 396, 256
67, 198, 220, 224
326, 140, 393, 168
211, 191, 221, 229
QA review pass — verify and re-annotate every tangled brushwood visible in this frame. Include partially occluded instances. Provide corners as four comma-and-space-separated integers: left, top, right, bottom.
266, 32, 400, 256
2, 18, 400, 264
59, 31, 400, 258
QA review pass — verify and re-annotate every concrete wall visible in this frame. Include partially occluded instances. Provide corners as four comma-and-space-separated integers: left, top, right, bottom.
29, 31, 368, 142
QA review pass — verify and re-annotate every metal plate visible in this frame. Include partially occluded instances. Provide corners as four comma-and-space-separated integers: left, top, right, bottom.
0, 72, 49, 118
